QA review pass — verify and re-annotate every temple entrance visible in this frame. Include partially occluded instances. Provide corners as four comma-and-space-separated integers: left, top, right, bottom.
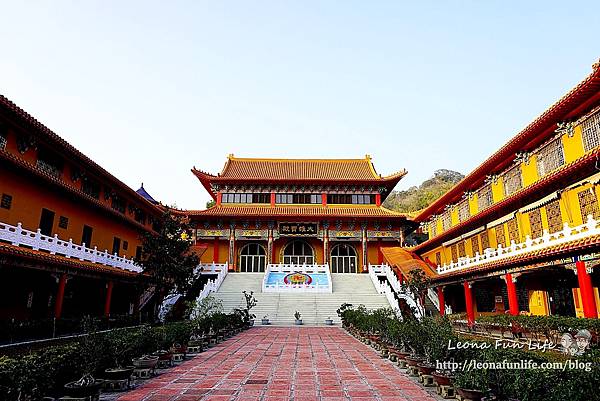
282, 240, 315, 265
330, 243, 357, 273
239, 243, 266, 272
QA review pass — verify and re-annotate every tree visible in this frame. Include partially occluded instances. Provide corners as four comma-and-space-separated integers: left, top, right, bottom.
401, 269, 431, 319
139, 210, 199, 300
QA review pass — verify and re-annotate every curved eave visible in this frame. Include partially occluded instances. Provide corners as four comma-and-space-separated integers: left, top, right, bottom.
181, 204, 411, 220
415, 63, 600, 223
0, 148, 155, 233
0, 95, 163, 215
191, 168, 218, 200
412, 149, 598, 254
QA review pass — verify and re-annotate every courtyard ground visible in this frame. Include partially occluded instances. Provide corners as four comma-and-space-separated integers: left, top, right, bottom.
116, 326, 438, 401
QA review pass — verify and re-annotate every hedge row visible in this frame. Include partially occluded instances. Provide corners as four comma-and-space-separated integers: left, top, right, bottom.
338, 305, 600, 401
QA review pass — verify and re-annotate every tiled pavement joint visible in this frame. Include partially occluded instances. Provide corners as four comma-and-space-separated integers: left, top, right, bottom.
115, 327, 439, 401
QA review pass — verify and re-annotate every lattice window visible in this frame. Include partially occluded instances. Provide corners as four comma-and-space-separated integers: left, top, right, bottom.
0, 194, 12, 209
503, 165, 523, 196
477, 185, 493, 211
457, 241, 466, 258
495, 225, 506, 247
471, 235, 480, 255
582, 110, 600, 152
441, 211, 452, 231
507, 218, 520, 243
0, 134, 6, 150
451, 244, 458, 262
429, 220, 437, 237
528, 208, 543, 239
536, 137, 565, 178
480, 231, 490, 250
578, 189, 600, 221
546, 200, 563, 234
458, 200, 470, 222
435, 252, 441, 266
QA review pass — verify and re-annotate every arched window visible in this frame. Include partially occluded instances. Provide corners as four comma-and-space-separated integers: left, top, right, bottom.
239, 243, 266, 272
282, 240, 314, 265
330, 243, 357, 273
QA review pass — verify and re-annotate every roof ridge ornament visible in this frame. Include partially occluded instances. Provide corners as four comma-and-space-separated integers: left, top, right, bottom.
556, 121, 575, 138
515, 151, 531, 165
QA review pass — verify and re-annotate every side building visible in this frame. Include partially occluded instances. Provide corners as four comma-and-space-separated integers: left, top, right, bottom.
186, 155, 414, 272
0, 95, 162, 325
412, 62, 600, 322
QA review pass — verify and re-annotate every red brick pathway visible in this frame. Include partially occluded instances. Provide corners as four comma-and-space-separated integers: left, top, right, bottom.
118, 327, 437, 401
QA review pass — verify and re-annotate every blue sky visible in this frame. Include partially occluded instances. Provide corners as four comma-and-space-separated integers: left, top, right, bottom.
1, 1, 598, 209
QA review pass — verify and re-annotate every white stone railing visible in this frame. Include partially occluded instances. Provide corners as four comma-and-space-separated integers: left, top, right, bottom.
262, 263, 332, 293
437, 216, 600, 275
195, 262, 228, 275
0, 221, 142, 272
197, 263, 228, 300
368, 264, 422, 318
159, 262, 229, 321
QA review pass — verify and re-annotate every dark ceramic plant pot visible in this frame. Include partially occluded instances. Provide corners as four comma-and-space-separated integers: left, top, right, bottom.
104, 366, 134, 381
432, 371, 453, 386
132, 355, 159, 369
153, 350, 173, 361
405, 356, 424, 367
325, 319, 334, 325
261, 319, 270, 325
417, 363, 436, 375
456, 388, 487, 401
295, 319, 303, 325
64, 379, 104, 398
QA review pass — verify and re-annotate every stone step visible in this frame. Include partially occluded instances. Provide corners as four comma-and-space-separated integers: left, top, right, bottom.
213, 272, 390, 326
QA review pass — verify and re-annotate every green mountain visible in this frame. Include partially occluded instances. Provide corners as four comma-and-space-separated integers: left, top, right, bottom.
383, 169, 464, 214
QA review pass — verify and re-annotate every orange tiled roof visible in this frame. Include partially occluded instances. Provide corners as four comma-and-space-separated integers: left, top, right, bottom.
211, 155, 406, 181
380, 247, 437, 278
415, 60, 600, 222
412, 149, 598, 253
0, 243, 142, 278
184, 204, 409, 219
432, 233, 600, 283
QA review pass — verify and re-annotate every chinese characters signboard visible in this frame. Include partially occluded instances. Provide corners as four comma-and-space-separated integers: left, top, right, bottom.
278, 222, 318, 236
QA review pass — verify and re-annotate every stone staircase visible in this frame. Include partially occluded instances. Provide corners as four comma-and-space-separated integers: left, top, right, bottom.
212, 273, 390, 326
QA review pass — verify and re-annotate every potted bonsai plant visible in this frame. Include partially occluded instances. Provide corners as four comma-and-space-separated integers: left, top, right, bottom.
243, 290, 257, 327
454, 370, 490, 401
325, 316, 334, 326
261, 315, 270, 325
294, 311, 303, 325
64, 317, 104, 398
104, 331, 135, 381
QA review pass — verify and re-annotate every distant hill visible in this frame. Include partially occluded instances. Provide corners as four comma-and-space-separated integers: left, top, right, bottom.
383, 169, 464, 214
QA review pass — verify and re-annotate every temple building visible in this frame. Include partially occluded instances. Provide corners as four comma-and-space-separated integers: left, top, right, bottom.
0, 95, 163, 322
413, 62, 600, 322
186, 156, 415, 273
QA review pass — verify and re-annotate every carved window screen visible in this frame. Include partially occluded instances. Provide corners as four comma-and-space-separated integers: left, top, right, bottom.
536, 137, 565, 177
582, 110, 600, 152
545, 200, 563, 234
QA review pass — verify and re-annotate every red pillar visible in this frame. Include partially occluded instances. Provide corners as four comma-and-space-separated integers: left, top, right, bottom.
104, 281, 114, 317
321, 193, 327, 206
270, 192, 275, 206
213, 238, 220, 262
54, 273, 67, 319
437, 286, 445, 316
463, 281, 475, 326
216, 192, 222, 205
375, 193, 381, 206
576, 260, 598, 318
377, 242, 384, 264
505, 274, 519, 316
